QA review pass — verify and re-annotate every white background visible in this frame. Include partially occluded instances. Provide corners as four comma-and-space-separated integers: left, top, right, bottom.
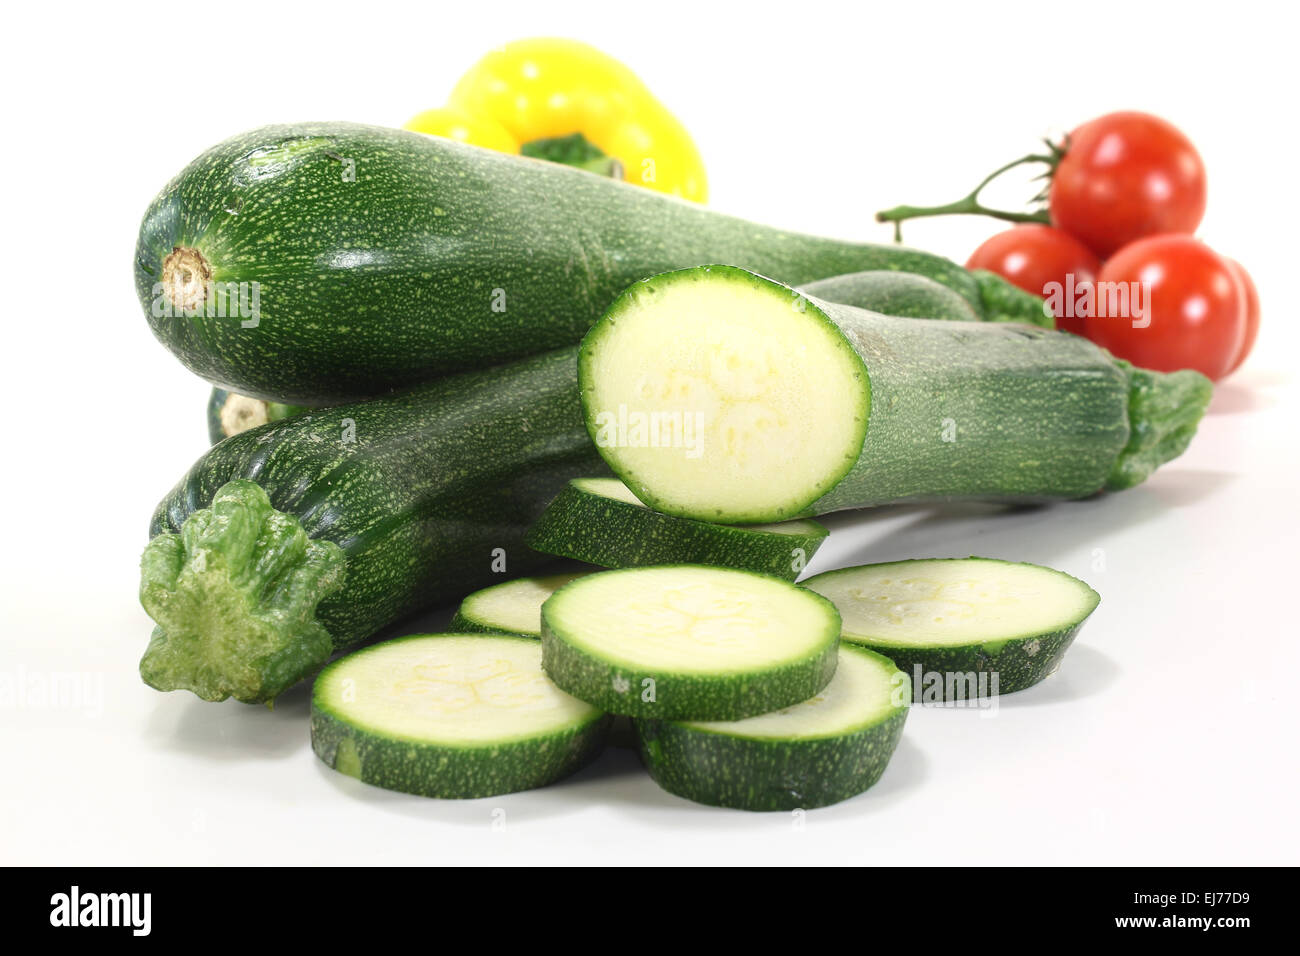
2, 0, 1297, 865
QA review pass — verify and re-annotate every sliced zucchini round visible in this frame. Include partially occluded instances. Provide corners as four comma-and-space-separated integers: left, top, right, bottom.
525, 477, 828, 580
636, 644, 909, 810
449, 572, 591, 638
804, 558, 1100, 699
580, 265, 871, 523
541, 565, 840, 720
311, 634, 611, 799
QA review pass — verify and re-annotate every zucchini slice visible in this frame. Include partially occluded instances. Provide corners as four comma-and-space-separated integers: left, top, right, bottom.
579, 264, 1211, 524
311, 634, 611, 799
449, 572, 591, 638
804, 558, 1100, 699
540, 565, 840, 720
636, 644, 909, 810
525, 477, 828, 580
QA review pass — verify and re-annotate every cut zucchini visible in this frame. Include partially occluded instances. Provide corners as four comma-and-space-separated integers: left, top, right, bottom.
311, 634, 611, 798
804, 558, 1100, 699
449, 572, 591, 638
541, 566, 839, 720
525, 477, 828, 580
636, 644, 908, 810
580, 264, 1210, 523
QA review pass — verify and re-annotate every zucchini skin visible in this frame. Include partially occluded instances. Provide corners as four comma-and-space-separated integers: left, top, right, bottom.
635, 648, 909, 811
136, 123, 996, 404
541, 625, 839, 721
636, 711, 906, 811
805, 298, 1133, 513
312, 705, 612, 798
857, 623, 1084, 700
445, 610, 522, 637
148, 347, 604, 695
799, 270, 985, 323
524, 480, 828, 580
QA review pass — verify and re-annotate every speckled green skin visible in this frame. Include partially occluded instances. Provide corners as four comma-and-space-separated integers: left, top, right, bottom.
310, 635, 612, 799
854, 622, 1084, 701
800, 270, 986, 324
539, 568, 840, 720
804, 297, 1136, 514
524, 480, 828, 580
635, 648, 909, 811
446, 610, 525, 637
135, 123, 998, 404
207, 388, 311, 443
146, 348, 604, 702
971, 269, 1058, 328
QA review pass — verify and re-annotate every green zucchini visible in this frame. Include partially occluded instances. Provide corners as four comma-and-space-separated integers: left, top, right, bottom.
800, 270, 987, 324
138, 122, 1037, 404
525, 477, 827, 580
140, 347, 603, 704
580, 265, 1212, 524
540, 565, 840, 720
636, 644, 908, 810
804, 558, 1099, 699
207, 387, 311, 443
449, 571, 591, 638
311, 634, 611, 798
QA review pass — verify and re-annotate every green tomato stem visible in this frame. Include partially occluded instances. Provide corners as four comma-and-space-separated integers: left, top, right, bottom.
875, 153, 1058, 241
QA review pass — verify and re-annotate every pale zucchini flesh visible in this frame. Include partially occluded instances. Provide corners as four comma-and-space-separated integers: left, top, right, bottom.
525, 477, 828, 580
311, 634, 610, 798
449, 572, 591, 638
804, 558, 1100, 699
540, 565, 840, 720
580, 267, 870, 523
636, 645, 909, 810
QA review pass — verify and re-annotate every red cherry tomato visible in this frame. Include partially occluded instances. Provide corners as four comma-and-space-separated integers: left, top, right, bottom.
1223, 259, 1260, 376
1084, 235, 1244, 381
966, 225, 1101, 335
1050, 112, 1207, 259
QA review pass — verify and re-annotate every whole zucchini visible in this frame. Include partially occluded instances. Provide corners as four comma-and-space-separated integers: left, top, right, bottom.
136, 123, 1037, 404
140, 348, 601, 704
207, 387, 311, 443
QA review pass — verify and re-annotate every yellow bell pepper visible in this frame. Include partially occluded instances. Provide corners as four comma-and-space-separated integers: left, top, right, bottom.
405, 38, 707, 202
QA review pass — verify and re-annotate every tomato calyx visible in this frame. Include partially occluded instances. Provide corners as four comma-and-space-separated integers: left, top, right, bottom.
875, 139, 1065, 242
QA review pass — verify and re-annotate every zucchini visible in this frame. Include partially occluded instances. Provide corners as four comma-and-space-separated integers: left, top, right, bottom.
636, 644, 908, 810
525, 477, 827, 580
207, 387, 310, 443
449, 571, 591, 638
800, 270, 986, 324
311, 634, 611, 798
140, 347, 603, 704
804, 558, 1099, 699
540, 565, 839, 720
138, 122, 1034, 404
580, 265, 1212, 523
